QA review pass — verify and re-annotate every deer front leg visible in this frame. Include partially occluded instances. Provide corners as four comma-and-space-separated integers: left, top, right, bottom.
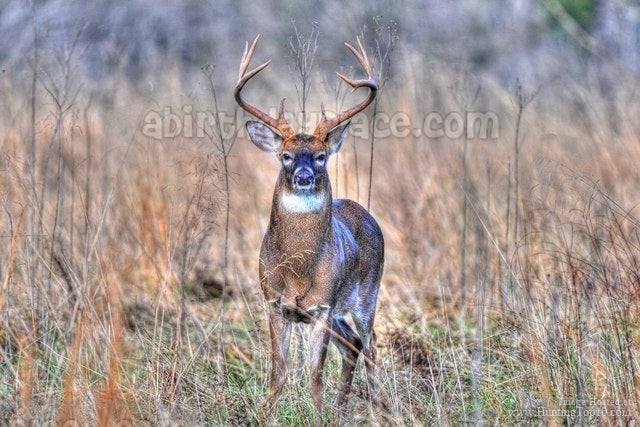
309, 311, 331, 427
266, 308, 292, 414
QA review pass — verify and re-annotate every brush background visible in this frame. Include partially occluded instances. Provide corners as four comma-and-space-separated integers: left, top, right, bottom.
1, 0, 639, 424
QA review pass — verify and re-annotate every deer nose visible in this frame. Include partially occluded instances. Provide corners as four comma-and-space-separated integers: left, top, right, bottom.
294, 168, 314, 188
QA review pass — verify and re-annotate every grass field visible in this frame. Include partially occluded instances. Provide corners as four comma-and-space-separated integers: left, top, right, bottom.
1, 1, 640, 425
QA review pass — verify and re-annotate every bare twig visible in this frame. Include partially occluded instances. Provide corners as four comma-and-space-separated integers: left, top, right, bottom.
365, 17, 398, 211
203, 65, 234, 288
289, 22, 319, 132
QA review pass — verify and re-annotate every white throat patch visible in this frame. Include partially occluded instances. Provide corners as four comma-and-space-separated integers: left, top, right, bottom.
281, 192, 325, 213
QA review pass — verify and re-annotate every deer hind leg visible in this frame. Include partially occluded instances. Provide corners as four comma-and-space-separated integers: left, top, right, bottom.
353, 292, 380, 405
330, 317, 363, 410
267, 311, 292, 414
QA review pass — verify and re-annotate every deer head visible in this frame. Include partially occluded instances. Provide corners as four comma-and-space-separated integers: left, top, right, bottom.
236, 35, 376, 205
245, 117, 349, 212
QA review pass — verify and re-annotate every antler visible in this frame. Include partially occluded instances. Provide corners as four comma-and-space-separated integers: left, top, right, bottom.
313, 37, 378, 140
235, 35, 294, 139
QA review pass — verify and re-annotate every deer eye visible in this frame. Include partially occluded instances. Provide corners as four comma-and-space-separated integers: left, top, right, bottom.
282, 152, 292, 162
315, 153, 326, 163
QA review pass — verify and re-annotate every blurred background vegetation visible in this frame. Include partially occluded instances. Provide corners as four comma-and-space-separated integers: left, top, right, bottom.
1, 0, 640, 425
2, 0, 638, 94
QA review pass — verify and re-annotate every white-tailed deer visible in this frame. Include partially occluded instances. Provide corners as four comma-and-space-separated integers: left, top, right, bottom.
235, 35, 384, 425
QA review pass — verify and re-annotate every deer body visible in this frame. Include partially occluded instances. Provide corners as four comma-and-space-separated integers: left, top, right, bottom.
262, 194, 383, 318
235, 35, 384, 426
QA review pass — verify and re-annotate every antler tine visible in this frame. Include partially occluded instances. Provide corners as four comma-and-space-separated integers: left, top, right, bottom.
238, 35, 271, 84
235, 35, 294, 138
336, 37, 374, 89
314, 37, 378, 139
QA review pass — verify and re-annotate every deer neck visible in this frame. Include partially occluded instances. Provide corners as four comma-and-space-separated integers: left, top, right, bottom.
269, 178, 333, 258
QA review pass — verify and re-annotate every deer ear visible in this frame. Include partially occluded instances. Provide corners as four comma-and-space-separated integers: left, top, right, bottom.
246, 121, 282, 154
325, 122, 350, 155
